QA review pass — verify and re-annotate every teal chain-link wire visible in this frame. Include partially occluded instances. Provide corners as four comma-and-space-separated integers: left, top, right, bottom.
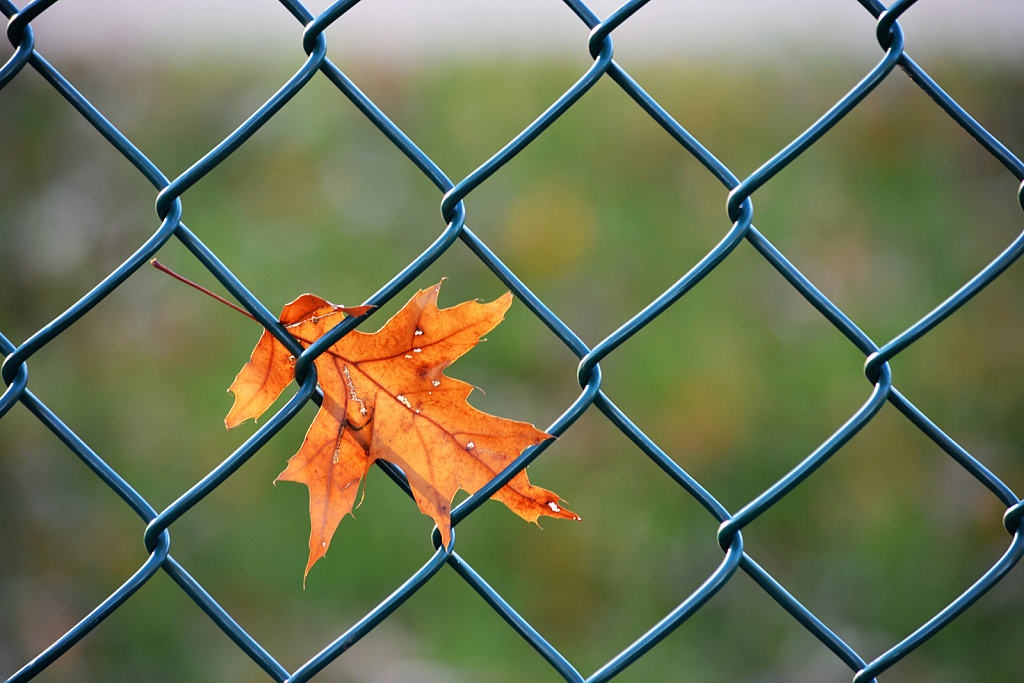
2, 0, 1023, 681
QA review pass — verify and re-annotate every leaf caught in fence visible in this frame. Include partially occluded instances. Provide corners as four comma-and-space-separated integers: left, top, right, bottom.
226, 282, 578, 579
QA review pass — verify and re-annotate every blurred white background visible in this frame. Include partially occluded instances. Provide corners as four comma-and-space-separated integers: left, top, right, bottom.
12, 0, 1024, 64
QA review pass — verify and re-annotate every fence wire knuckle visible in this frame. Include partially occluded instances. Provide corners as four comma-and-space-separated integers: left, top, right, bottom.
1, 0, 1022, 681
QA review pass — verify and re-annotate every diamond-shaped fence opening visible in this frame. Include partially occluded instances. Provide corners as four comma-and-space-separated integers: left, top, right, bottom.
2, 1, 1023, 682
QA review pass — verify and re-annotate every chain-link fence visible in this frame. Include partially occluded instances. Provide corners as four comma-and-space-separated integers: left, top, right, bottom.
2, 0, 1023, 681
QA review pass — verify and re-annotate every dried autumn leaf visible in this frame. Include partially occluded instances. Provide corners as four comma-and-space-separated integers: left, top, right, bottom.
227, 282, 577, 578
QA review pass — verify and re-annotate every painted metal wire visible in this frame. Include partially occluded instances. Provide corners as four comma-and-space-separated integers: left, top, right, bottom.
2, 0, 1022, 681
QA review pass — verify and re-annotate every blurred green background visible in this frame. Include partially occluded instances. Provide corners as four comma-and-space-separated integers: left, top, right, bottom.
1, 46, 1023, 683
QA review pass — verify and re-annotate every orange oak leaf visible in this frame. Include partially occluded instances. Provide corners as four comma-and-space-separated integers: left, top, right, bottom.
226, 282, 578, 579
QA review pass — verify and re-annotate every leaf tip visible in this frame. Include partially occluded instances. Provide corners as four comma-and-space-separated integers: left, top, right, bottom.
224, 410, 251, 430
341, 304, 376, 318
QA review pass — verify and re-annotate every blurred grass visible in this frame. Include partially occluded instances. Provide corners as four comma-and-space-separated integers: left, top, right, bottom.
1, 53, 1023, 683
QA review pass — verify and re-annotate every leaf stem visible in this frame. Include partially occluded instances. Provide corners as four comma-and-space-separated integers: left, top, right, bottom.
150, 259, 257, 322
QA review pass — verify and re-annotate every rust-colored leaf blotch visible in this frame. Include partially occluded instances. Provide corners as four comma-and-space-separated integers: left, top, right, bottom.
226, 282, 578, 581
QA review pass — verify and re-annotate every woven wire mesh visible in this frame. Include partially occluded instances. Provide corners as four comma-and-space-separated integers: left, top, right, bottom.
2, 0, 1023, 681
